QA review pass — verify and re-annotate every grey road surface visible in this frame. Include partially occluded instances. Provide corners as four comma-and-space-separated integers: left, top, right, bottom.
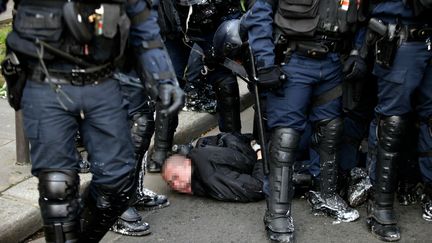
97, 108, 431, 243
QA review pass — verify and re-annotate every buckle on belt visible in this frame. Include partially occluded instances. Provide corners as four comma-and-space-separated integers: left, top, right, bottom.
297, 43, 329, 59
71, 69, 86, 86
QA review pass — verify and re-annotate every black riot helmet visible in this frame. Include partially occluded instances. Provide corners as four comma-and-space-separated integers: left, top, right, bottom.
212, 19, 244, 60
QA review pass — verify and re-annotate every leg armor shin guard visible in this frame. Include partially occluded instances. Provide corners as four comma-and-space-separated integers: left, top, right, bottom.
130, 111, 155, 197
266, 128, 299, 240
214, 76, 241, 133
312, 118, 343, 197
367, 115, 408, 241
38, 170, 80, 243
370, 115, 408, 224
79, 176, 136, 242
148, 105, 178, 172
130, 111, 155, 165
309, 118, 359, 222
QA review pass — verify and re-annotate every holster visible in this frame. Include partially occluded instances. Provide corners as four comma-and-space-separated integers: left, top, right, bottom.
368, 18, 399, 68
375, 36, 398, 68
1, 52, 27, 111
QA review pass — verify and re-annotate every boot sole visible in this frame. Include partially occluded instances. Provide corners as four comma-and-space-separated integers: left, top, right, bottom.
136, 201, 170, 211
367, 220, 401, 242
110, 228, 152, 236
370, 230, 401, 242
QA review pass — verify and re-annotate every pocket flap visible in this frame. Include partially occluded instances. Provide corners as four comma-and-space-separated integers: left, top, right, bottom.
275, 14, 320, 35
14, 5, 63, 42
277, 0, 320, 18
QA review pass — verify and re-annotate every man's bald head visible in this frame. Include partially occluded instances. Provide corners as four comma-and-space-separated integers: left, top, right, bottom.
162, 154, 192, 194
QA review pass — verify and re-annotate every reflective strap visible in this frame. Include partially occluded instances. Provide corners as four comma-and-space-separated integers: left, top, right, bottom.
152, 71, 175, 81
311, 84, 342, 107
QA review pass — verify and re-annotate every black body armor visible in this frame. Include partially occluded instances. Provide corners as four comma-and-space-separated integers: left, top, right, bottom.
7, 0, 129, 65
274, 0, 359, 38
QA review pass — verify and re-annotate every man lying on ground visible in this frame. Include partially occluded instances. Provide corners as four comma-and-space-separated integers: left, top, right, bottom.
162, 132, 265, 202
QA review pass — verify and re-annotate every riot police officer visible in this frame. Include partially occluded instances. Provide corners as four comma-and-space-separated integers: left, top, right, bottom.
147, 0, 245, 172
362, 1, 432, 241
242, 0, 364, 241
146, 0, 187, 173
1, 0, 184, 242
109, 71, 171, 236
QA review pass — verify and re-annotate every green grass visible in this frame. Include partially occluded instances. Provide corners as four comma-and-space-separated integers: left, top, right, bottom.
0, 22, 11, 87
0, 23, 11, 57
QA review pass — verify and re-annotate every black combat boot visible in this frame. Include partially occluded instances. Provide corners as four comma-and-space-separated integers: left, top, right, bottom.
367, 115, 408, 242
308, 118, 359, 222
130, 110, 170, 210
147, 107, 178, 173
79, 177, 135, 242
265, 128, 299, 243
110, 207, 151, 236
134, 187, 170, 211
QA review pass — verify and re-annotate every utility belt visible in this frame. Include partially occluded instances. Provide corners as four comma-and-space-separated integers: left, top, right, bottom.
275, 36, 344, 62
367, 18, 432, 68
29, 63, 114, 86
399, 25, 432, 42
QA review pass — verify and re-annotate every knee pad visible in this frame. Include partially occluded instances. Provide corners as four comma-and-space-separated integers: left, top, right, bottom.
38, 170, 80, 223
269, 128, 301, 167
312, 117, 343, 154
377, 115, 409, 152
38, 170, 80, 242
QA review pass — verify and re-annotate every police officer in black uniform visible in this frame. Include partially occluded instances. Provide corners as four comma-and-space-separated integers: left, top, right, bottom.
146, 0, 186, 173
110, 71, 170, 236
360, 0, 432, 241
242, 0, 365, 242
146, 0, 245, 172
1, 0, 184, 242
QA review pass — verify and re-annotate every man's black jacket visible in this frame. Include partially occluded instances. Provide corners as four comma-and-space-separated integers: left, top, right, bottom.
188, 133, 264, 202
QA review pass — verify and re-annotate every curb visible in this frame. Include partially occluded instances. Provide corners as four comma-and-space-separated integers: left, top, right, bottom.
0, 80, 253, 243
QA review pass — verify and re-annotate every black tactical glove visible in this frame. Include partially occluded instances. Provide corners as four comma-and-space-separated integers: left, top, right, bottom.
158, 83, 185, 116
343, 52, 368, 82
257, 66, 282, 89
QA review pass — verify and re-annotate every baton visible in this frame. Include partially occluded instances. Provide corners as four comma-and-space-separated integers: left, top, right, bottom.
246, 45, 270, 175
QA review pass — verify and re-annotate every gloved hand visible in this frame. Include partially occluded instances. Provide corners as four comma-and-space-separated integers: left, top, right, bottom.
158, 83, 185, 116
257, 66, 282, 89
343, 53, 367, 82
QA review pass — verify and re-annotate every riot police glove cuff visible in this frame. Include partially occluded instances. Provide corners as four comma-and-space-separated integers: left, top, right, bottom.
257, 66, 283, 89
343, 53, 367, 82
158, 83, 185, 116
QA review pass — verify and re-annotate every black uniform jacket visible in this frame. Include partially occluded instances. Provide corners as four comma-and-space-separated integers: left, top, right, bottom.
189, 133, 265, 202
